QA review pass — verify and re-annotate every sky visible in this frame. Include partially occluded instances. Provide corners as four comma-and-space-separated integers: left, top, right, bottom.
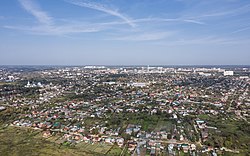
0, 0, 250, 65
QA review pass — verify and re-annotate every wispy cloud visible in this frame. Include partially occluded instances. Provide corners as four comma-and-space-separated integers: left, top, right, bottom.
97, 17, 205, 27
3, 24, 102, 35
182, 19, 205, 25
5, 0, 248, 45
65, 0, 136, 27
159, 36, 250, 46
111, 32, 173, 41
231, 26, 250, 34
190, 3, 250, 20
18, 0, 53, 25
6, 0, 205, 37
5, 0, 105, 35
132, 17, 205, 25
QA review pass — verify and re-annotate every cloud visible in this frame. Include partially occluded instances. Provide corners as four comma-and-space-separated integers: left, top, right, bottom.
97, 17, 205, 27
11, 0, 137, 35
133, 17, 205, 25
159, 36, 250, 46
7, 0, 205, 37
6, 0, 105, 35
3, 24, 102, 35
182, 19, 205, 25
18, 0, 53, 25
194, 4, 250, 19
65, 0, 136, 27
231, 26, 250, 34
112, 32, 173, 41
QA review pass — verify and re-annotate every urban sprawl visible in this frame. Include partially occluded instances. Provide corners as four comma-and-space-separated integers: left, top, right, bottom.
0, 66, 249, 156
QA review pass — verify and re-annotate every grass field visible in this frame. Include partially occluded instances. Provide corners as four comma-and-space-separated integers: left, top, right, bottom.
106, 145, 123, 156
0, 125, 115, 156
76, 142, 112, 154
154, 120, 173, 132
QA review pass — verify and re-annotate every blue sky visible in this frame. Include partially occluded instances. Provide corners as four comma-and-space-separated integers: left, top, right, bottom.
0, 0, 250, 65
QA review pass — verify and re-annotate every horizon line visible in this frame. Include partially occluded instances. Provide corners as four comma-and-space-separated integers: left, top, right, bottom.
0, 64, 250, 67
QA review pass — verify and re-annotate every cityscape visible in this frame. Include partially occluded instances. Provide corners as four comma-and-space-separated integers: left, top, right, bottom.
0, 65, 249, 155
1, 0, 250, 156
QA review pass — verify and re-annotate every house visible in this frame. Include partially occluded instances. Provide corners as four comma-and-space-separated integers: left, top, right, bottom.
181, 144, 189, 153
105, 137, 115, 144
0, 106, 6, 111
150, 147, 156, 156
43, 130, 51, 138
116, 138, 124, 147
128, 141, 137, 152
190, 144, 196, 151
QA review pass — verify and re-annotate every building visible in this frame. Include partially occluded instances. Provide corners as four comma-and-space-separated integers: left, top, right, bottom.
224, 71, 234, 76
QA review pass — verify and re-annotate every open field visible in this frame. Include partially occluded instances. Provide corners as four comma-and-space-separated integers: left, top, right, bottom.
76, 142, 112, 154
0, 125, 115, 156
106, 145, 123, 156
154, 120, 173, 132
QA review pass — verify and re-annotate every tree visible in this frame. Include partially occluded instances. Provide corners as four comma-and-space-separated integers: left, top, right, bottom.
167, 134, 172, 139
121, 133, 130, 141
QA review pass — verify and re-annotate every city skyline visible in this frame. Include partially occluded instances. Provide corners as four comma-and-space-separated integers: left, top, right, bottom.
0, 0, 250, 65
